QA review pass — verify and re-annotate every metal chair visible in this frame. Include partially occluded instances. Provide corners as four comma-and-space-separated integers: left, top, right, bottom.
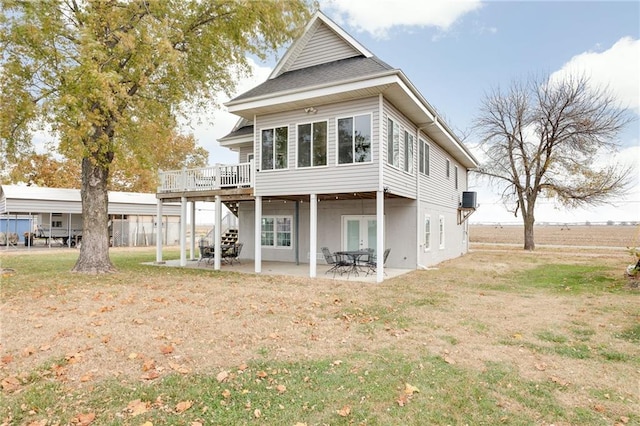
224, 242, 243, 265
198, 238, 215, 265
321, 247, 350, 277
365, 248, 390, 276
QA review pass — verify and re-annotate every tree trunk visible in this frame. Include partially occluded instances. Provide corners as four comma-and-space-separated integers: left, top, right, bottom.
523, 212, 536, 251
72, 157, 116, 273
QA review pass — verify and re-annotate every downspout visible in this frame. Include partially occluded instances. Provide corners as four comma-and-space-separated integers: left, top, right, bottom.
295, 201, 299, 265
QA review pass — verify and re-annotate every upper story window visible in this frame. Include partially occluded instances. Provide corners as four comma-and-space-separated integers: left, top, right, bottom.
404, 130, 414, 174
261, 126, 288, 170
337, 114, 371, 164
446, 159, 451, 179
387, 118, 399, 167
454, 165, 459, 189
419, 139, 430, 176
297, 121, 327, 168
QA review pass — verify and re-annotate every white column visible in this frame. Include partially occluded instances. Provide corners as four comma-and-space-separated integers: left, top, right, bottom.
254, 196, 262, 273
156, 199, 163, 263
376, 190, 384, 283
214, 195, 222, 270
309, 194, 317, 278
189, 201, 196, 260
180, 196, 187, 266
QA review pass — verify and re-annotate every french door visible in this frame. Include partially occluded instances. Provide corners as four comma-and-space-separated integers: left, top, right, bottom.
342, 215, 377, 254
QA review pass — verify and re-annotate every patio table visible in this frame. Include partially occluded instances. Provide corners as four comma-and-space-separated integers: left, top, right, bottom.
334, 250, 370, 276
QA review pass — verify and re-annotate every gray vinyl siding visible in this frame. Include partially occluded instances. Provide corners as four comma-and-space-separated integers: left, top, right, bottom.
254, 97, 380, 196
288, 22, 360, 72
417, 200, 467, 268
418, 132, 460, 210
239, 144, 254, 163
381, 100, 417, 199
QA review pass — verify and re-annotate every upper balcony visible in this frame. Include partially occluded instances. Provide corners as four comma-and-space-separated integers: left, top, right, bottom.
158, 162, 254, 195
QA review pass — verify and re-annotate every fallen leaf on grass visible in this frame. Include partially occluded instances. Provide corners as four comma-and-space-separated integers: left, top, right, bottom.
74, 412, 96, 425
169, 362, 190, 374
27, 420, 47, 426
1, 376, 20, 392
253, 408, 261, 418
141, 370, 160, 380
443, 356, 456, 365
80, 373, 93, 382
534, 362, 547, 371
337, 405, 351, 417
404, 383, 420, 395
216, 370, 229, 382
221, 389, 231, 399
593, 404, 606, 413
142, 358, 156, 372
276, 384, 287, 394
160, 345, 174, 355
256, 370, 268, 379
176, 400, 193, 413
126, 399, 149, 416
550, 376, 569, 386
1, 354, 13, 364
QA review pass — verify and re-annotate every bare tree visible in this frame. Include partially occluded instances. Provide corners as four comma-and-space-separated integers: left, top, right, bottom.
474, 75, 634, 250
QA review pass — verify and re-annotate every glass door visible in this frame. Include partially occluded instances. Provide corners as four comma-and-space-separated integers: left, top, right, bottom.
342, 215, 377, 254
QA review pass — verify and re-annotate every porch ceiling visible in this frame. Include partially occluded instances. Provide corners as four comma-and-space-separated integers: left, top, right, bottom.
157, 190, 406, 204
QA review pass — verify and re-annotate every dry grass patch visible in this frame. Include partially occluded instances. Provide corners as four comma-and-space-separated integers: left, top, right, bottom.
1, 247, 638, 425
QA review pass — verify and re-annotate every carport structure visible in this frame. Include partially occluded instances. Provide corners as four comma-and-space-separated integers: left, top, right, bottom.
0, 185, 181, 249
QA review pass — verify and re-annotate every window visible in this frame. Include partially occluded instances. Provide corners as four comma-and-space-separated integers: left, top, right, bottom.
51, 221, 63, 228
247, 153, 254, 163
454, 165, 459, 189
424, 215, 431, 251
446, 159, 450, 179
419, 139, 430, 175
261, 126, 288, 170
261, 216, 292, 248
297, 121, 327, 167
337, 114, 371, 164
387, 118, 399, 167
404, 131, 414, 174
439, 215, 445, 249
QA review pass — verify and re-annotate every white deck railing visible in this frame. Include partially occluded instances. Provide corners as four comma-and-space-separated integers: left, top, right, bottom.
158, 161, 254, 193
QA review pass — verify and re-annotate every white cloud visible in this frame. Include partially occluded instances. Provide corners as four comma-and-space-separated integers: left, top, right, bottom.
319, 0, 482, 38
551, 37, 640, 114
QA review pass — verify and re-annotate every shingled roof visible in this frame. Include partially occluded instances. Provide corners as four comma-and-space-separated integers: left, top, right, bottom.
231, 55, 394, 102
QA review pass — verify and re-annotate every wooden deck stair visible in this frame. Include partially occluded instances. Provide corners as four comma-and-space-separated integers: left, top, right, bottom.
221, 228, 238, 246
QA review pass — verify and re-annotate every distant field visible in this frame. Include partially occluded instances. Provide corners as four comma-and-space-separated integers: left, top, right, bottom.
470, 224, 639, 247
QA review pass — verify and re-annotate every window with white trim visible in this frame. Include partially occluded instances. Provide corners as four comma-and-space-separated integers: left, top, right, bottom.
419, 139, 429, 176
297, 121, 327, 167
404, 131, 414, 174
439, 215, 445, 249
446, 159, 450, 179
261, 126, 288, 170
454, 165, 459, 189
387, 118, 399, 167
337, 114, 372, 164
424, 214, 431, 251
261, 216, 292, 248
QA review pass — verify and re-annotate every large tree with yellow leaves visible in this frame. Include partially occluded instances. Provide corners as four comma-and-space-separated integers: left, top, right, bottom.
0, 0, 311, 273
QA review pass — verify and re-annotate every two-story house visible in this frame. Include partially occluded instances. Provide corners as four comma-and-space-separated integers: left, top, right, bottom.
155, 11, 478, 282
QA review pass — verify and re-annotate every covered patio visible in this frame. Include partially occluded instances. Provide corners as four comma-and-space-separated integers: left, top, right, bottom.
151, 258, 412, 284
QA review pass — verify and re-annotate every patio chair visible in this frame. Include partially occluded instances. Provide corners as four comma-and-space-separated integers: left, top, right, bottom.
321, 247, 351, 277
223, 242, 243, 265
365, 248, 390, 276
198, 238, 214, 265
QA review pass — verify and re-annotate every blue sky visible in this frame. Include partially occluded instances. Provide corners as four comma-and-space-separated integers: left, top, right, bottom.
190, 1, 640, 224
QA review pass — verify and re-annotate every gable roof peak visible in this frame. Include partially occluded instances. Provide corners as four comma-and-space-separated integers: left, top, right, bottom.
269, 10, 374, 79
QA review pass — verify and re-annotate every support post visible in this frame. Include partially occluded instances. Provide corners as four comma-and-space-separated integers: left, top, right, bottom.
190, 201, 196, 260
180, 196, 187, 266
376, 190, 384, 283
309, 194, 317, 278
214, 195, 222, 270
156, 199, 163, 263
254, 196, 262, 273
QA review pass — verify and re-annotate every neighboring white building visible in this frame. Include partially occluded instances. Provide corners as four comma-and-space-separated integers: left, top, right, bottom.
0, 185, 181, 248
156, 11, 479, 281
